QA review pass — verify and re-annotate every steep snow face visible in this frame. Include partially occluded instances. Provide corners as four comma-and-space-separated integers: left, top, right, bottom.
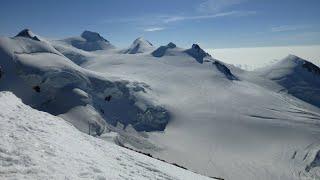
0, 33, 170, 134
0, 91, 212, 180
256, 55, 320, 107
123, 37, 154, 54
61, 31, 114, 51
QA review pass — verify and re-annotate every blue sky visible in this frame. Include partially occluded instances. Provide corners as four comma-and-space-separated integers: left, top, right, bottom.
1, 0, 320, 48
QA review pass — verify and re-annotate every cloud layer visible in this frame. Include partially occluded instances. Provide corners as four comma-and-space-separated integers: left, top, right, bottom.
144, 27, 165, 32
197, 0, 248, 13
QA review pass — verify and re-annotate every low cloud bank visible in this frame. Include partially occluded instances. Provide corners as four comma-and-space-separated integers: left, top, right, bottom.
207, 45, 320, 70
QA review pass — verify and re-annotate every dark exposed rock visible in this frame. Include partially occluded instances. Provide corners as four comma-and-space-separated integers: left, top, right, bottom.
302, 61, 320, 75
152, 42, 177, 57
105, 95, 112, 102
306, 150, 320, 172
15, 29, 40, 41
32, 85, 41, 93
81, 30, 109, 42
213, 61, 238, 80
185, 44, 211, 63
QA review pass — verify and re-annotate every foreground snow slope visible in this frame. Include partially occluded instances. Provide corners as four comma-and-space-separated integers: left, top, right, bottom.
0, 91, 212, 180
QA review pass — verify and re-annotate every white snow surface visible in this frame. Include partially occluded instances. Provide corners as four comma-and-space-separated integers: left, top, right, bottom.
0, 91, 212, 180
82, 45, 320, 180
1, 30, 320, 180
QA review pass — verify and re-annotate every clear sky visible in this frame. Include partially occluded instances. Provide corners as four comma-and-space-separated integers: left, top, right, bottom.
1, 0, 320, 48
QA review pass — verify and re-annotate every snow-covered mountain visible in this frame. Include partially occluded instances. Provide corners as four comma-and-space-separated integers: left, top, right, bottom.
123, 37, 154, 54
0, 29, 169, 135
255, 54, 320, 107
60, 30, 115, 52
15, 29, 42, 41
1, 29, 320, 180
152, 42, 177, 57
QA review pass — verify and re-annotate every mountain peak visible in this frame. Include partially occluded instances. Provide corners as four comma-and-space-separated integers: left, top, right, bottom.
185, 44, 211, 63
278, 54, 315, 69
284, 54, 304, 63
15, 29, 41, 41
124, 37, 154, 54
132, 37, 153, 46
151, 42, 177, 57
61, 31, 114, 51
81, 30, 109, 42
191, 44, 201, 50
167, 42, 176, 48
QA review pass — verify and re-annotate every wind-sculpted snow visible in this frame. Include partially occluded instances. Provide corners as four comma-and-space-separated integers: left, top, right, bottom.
0, 92, 212, 180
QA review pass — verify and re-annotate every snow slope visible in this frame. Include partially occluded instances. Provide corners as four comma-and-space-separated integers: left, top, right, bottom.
0, 91, 212, 180
255, 55, 320, 107
83, 43, 320, 180
1, 30, 320, 180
